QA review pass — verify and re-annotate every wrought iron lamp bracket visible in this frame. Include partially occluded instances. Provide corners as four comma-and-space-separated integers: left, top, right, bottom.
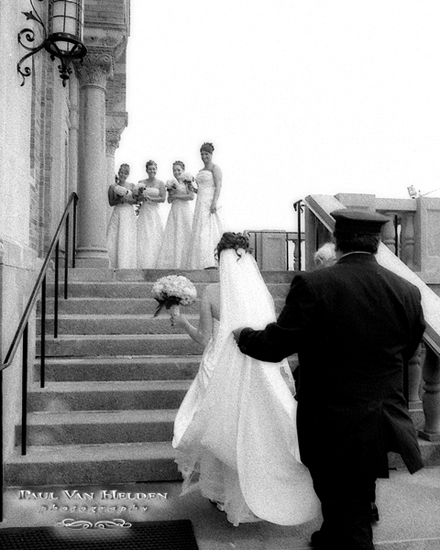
17, 1, 47, 86
17, 0, 87, 87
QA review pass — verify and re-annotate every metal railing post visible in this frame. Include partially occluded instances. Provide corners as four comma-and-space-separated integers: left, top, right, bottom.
0, 371, 3, 522
72, 195, 77, 268
54, 242, 59, 339
64, 213, 69, 300
21, 324, 28, 456
40, 276, 46, 388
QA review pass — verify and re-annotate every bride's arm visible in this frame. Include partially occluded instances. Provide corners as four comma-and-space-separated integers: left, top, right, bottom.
172, 286, 213, 347
210, 165, 222, 213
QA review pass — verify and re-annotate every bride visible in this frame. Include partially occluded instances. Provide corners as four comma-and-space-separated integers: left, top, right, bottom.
186, 142, 223, 269
171, 232, 318, 527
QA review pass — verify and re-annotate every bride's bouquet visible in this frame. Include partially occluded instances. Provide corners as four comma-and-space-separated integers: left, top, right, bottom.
151, 275, 197, 317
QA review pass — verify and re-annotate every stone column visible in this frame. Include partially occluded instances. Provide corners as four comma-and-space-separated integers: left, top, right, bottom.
68, 77, 80, 196
74, 50, 113, 267
106, 129, 120, 224
381, 212, 397, 255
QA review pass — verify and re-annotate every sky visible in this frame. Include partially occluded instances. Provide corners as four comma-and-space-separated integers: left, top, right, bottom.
115, 0, 440, 232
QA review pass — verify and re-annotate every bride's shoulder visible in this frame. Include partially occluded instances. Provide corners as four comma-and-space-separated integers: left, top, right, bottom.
204, 283, 220, 307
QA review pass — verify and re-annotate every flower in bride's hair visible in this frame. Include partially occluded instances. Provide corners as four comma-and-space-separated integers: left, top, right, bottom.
151, 275, 197, 317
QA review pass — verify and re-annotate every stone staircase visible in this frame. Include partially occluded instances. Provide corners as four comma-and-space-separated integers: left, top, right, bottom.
4, 267, 439, 488
4, 268, 293, 487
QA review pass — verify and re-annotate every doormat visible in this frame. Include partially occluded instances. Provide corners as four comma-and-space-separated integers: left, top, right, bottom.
0, 519, 199, 550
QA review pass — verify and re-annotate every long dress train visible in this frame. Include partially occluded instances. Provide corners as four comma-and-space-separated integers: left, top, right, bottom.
156, 180, 193, 269
173, 249, 319, 526
137, 187, 164, 268
186, 170, 223, 269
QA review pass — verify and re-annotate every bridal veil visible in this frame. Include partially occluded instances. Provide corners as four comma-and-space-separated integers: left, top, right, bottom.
174, 248, 318, 526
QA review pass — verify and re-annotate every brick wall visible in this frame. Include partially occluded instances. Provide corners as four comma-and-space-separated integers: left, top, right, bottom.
85, 0, 129, 27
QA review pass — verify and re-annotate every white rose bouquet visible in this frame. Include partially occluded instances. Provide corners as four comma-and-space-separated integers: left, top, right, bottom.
151, 275, 197, 317
114, 184, 129, 196
181, 172, 197, 192
165, 179, 178, 191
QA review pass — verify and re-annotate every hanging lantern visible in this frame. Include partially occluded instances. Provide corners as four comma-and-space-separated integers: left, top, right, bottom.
45, 0, 87, 84
18, 0, 87, 87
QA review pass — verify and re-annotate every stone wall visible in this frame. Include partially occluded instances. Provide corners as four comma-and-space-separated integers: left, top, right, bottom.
0, 0, 84, 458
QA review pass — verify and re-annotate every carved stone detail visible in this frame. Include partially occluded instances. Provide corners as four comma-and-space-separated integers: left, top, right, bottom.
74, 49, 114, 88
106, 130, 121, 155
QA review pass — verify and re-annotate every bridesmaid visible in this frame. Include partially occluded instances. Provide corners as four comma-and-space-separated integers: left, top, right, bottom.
136, 160, 166, 268
186, 142, 223, 269
106, 163, 137, 269
156, 161, 195, 269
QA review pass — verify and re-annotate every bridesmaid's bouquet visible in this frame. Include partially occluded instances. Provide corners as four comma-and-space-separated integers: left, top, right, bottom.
165, 179, 177, 191
114, 184, 129, 196
151, 275, 197, 317
182, 172, 197, 192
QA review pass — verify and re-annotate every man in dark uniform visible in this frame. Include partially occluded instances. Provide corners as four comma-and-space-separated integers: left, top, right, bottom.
233, 209, 425, 550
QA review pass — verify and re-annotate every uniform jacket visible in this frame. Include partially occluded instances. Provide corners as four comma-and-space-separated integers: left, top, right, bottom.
238, 252, 425, 477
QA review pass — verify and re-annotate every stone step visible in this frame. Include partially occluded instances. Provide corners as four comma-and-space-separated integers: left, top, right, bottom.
388, 439, 440, 469
56, 267, 294, 284
16, 409, 176, 446
33, 356, 201, 382
40, 297, 202, 315
27, 380, 190, 412
4, 442, 180, 486
5, 438, 439, 489
48, 281, 290, 299
37, 314, 202, 335
38, 297, 287, 315
33, 355, 298, 383
36, 334, 205, 357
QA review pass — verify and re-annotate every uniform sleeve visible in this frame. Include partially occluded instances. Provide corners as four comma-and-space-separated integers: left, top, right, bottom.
237, 274, 316, 362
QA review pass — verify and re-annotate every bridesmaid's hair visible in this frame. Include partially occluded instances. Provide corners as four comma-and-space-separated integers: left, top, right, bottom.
215, 232, 250, 261
173, 160, 185, 170
200, 142, 214, 153
118, 163, 130, 173
146, 160, 157, 169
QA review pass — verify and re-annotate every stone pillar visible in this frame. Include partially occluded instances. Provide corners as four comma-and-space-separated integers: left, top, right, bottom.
381, 212, 397, 255
74, 50, 113, 267
401, 211, 415, 270
68, 77, 80, 195
419, 344, 440, 441
106, 129, 120, 224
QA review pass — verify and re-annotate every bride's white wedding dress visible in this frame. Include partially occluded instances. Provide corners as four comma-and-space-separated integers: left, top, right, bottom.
173, 250, 319, 527
156, 180, 193, 269
186, 170, 223, 269
137, 186, 164, 268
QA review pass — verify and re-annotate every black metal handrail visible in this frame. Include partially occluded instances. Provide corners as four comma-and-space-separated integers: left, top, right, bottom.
0, 192, 78, 522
